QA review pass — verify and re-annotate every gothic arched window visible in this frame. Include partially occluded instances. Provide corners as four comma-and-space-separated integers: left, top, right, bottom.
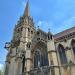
34, 49, 49, 68
34, 49, 41, 68
43, 51, 49, 66
58, 44, 67, 64
34, 42, 49, 68
71, 39, 75, 55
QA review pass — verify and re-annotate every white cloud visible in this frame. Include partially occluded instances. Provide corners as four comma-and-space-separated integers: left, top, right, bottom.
37, 20, 42, 27
57, 16, 75, 32
35, 16, 75, 34
62, 16, 75, 27
36, 20, 54, 32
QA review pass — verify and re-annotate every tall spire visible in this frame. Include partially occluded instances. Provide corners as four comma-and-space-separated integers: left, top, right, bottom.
24, 0, 29, 16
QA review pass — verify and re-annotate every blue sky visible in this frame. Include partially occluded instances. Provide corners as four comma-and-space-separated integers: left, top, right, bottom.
0, 0, 75, 68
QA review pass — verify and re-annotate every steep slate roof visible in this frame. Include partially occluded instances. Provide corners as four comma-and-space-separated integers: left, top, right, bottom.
54, 26, 75, 39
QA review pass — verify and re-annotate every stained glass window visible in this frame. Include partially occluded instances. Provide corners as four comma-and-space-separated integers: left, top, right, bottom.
58, 44, 67, 64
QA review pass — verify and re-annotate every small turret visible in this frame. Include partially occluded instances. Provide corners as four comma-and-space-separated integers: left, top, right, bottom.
47, 29, 53, 40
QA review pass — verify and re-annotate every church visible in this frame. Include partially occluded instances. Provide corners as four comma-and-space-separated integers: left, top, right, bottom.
4, 0, 75, 75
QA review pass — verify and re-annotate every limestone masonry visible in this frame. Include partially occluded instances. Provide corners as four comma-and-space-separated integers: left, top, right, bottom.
4, 0, 75, 75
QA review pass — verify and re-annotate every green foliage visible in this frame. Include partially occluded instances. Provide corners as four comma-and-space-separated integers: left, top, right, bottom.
0, 69, 4, 75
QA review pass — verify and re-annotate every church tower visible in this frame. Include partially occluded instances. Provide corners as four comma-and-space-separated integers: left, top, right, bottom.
5, 0, 35, 75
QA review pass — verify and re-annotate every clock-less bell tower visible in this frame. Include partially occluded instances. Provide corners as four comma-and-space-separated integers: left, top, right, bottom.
5, 0, 36, 75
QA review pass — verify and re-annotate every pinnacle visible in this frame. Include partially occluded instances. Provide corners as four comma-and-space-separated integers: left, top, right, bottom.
24, 0, 29, 17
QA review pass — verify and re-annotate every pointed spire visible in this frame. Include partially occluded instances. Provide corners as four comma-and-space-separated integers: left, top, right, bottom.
24, 0, 29, 16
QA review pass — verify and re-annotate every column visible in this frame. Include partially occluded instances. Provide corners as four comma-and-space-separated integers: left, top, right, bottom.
16, 57, 22, 75
65, 47, 73, 63
25, 49, 31, 75
64, 40, 74, 62
47, 40, 60, 75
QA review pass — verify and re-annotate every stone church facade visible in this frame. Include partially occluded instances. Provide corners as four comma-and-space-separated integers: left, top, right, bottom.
4, 1, 75, 75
